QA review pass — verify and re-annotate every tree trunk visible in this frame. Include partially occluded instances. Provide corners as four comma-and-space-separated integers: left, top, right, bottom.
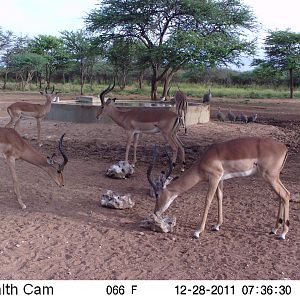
119, 70, 126, 90
80, 59, 84, 95
151, 77, 158, 100
289, 68, 294, 99
138, 70, 144, 89
2, 70, 8, 90
150, 66, 158, 100
162, 70, 175, 99
46, 63, 50, 88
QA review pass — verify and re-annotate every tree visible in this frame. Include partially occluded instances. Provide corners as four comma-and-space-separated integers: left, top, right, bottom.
1, 34, 30, 89
253, 30, 300, 98
61, 30, 100, 95
28, 35, 66, 88
0, 27, 15, 89
85, 0, 257, 99
0, 27, 14, 52
9, 52, 47, 90
107, 38, 137, 89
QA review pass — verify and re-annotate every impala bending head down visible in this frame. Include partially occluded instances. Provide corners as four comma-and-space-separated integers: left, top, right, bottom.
0, 128, 68, 209
147, 137, 290, 240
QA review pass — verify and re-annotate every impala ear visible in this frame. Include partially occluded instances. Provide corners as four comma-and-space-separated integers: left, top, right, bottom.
107, 98, 116, 104
47, 156, 54, 165
47, 153, 57, 165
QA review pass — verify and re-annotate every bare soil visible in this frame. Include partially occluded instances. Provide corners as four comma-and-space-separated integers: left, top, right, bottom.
0, 91, 299, 280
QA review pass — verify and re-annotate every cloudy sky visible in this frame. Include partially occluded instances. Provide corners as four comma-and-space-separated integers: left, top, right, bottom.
1, 0, 299, 69
1, 0, 299, 37
0, 0, 99, 36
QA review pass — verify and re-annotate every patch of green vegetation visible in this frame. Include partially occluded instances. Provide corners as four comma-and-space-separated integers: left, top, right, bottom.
0, 81, 299, 99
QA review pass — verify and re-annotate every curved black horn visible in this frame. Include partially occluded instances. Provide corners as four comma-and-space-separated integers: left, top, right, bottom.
99, 78, 116, 105
58, 133, 68, 172
51, 85, 55, 94
45, 86, 48, 94
147, 145, 158, 195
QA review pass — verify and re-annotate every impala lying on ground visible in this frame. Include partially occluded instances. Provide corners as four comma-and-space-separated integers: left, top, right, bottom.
5, 86, 59, 146
148, 137, 290, 240
0, 128, 68, 209
96, 82, 186, 171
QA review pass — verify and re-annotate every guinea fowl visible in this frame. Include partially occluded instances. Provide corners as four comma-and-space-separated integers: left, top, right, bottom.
217, 107, 226, 121
248, 113, 258, 123
203, 89, 212, 103
227, 108, 236, 122
240, 112, 248, 123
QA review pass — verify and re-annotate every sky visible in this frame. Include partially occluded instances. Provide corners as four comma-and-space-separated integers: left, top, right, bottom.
0, 0, 99, 37
243, 0, 300, 41
1, 0, 299, 69
1, 0, 300, 37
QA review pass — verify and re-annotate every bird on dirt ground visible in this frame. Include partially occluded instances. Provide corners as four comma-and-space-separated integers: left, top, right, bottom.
240, 112, 248, 123
247, 113, 258, 123
203, 89, 212, 103
227, 108, 236, 122
217, 107, 226, 121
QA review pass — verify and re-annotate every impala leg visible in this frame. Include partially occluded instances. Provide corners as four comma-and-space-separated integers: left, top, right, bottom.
36, 118, 43, 147
163, 133, 179, 169
173, 132, 185, 171
193, 178, 220, 239
133, 133, 140, 166
270, 199, 284, 235
183, 111, 187, 134
5, 115, 20, 129
264, 174, 290, 240
212, 180, 224, 231
14, 117, 22, 130
6, 157, 26, 209
125, 132, 134, 163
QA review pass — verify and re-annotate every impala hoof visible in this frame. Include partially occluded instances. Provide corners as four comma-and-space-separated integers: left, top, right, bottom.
192, 232, 200, 239
211, 225, 220, 231
278, 235, 286, 241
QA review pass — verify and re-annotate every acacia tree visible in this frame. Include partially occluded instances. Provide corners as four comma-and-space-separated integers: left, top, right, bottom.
1, 34, 30, 89
28, 35, 66, 88
107, 38, 138, 89
9, 52, 47, 90
253, 30, 300, 98
85, 0, 257, 99
61, 30, 100, 95
0, 27, 15, 89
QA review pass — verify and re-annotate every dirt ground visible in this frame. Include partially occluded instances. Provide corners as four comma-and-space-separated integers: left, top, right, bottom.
0, 91, 299, 280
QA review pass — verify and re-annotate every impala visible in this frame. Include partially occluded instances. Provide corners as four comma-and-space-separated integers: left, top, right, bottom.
148, 137, 290, 240
0, 128, 68, 209
174, 91, 188, 134
96, 82, 186, 171
5, 86, 59, 146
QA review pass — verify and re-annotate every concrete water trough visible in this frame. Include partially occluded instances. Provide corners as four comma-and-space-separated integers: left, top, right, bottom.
45, 98, 210, 125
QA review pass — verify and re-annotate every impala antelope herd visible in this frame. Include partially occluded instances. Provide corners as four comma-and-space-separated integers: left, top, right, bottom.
0, 83, 292, 240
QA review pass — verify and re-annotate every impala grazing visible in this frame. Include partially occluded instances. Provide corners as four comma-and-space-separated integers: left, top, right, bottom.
148, 137, 290, 240
174, 91, 188, 134
96, 82, 186, 171
5, 86, 59, 146
0, 128, 68, 209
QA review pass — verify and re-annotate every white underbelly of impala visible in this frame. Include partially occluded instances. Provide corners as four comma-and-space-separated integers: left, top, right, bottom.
134, 127, 160, 134
221, 159, 258, 180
